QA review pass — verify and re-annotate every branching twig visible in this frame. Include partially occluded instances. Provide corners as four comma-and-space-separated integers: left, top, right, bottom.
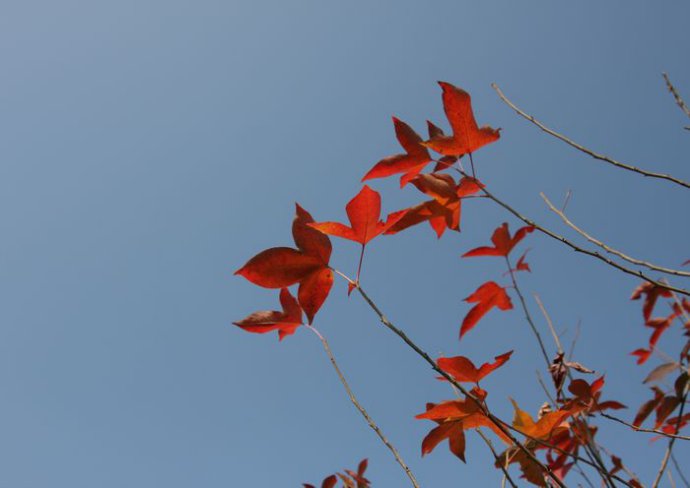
541, 193, 690, 278
307, 326, 420, 488
663, 72, 690, 120
476, 428, 519, 488
651, 376, 689, 488
599, 412, 690, 441
505, 255, 551, 367
671, 452, 690, 488
335, 271, 570, 488
492, 83, 690, 190
457, 170, 690, 297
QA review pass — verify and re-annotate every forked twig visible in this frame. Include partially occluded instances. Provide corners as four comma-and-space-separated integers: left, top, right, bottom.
663, 72, 690, 120
492, 83, 690, 190
541, 193, 690, 278
599, 412, 690, 442
476, 428, 519, 488
307, 326, 420, 488
457, 170, 690, 297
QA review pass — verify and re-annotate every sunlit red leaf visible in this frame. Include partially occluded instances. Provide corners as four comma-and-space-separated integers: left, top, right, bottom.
236, 204, 333, 323
309, 185, 407, 245
633, 387, 665, 427
416, 396, 511, 462
233, 288, 303, 340
460, 281, 513, 339
422, 82, 501, 157
463, 222, 534, 258
385, 175, 483, 238
362, 117, 432, 187
437, 351, 513, 384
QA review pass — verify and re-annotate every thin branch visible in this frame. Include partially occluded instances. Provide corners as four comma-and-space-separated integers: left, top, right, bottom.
597, 444, 643, 487
338, 273, 569, 488
599, 412, 690, 441
457, 169, 690, 297
476, 428, 519, 488
307, 326, 420, 488
568, 322, 582, 361
536, 370, 558, 407
663, 72, 690, 119
671, 452, 690, 488
505, 255, 551, 367
651, 377, 689, 488
334, 270, 636, 487
492, 83, 690, 190
541, 193, 690, 278
494, 417, 636, 488
534, 294, 565, 354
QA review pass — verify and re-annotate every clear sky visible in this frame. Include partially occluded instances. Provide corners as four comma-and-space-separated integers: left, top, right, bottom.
0, 1, 688, 486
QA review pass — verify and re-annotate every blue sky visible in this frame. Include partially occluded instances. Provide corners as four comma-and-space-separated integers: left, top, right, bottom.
0, 1, 688, 486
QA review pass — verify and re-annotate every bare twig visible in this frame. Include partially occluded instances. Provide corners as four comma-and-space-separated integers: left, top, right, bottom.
457, 170, 690, 297
492, 83, 690, 190
505, 255, 551, 367
307, 326, 420, 488
663, 72, 690, 119
494, 418, 637, 488
671, 452, 690, 488
599, 412, 690, 441
534, 294, 565, 354
333, 270, 570, 488
334, 267, 640, 488
651, 377, 689, 488
476, 428, 519, 488
541, 193, 690, 278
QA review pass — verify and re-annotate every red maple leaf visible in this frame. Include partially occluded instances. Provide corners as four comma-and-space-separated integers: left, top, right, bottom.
233, 288, 303, 341
362, 117, 432, 187
630, 281, 672, 322
463, 223, 534, 258
309, 185, 407, 245
416, 394, 511, 462
460, 281, 513, 339
235, 204, 333, 324
422, 81, 501, 157
426, 120, 460, 171
437, 350, 513, 384
385, 174, 484, 238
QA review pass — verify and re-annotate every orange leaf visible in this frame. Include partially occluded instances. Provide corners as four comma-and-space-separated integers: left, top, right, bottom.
460, 281, 513, 339
511, 399, 573, 440
422, 81, 500, 157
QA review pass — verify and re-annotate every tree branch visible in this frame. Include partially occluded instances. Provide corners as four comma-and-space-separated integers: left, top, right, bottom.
307, 325, 420, 488
336, 272, 570, 488
663, 72, 690, 120
457, 170, 690, 297
599, 412, 690, 441
541, 192, 690, 278
476, 428, 519, 488
492, 83, 690, 190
